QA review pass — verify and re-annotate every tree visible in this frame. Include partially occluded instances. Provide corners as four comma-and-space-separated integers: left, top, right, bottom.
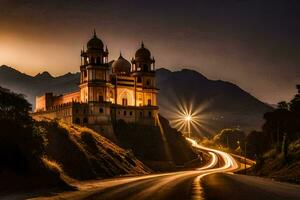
0, 87, 45, 173
0, 86, 32, 125
213, 128, 246, 150
261, 84, 300, 154
277, 101, 289, 110
246, 131, 268, 159
289, 85, 300, 115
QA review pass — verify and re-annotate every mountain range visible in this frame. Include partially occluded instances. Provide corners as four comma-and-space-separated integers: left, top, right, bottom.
0, 65, 272, 135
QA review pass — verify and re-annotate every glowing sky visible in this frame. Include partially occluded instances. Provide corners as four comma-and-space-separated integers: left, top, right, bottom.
0, 0, 299, 104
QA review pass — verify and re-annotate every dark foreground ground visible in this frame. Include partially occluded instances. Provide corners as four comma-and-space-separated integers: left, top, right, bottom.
22, 172, 300, 200
2, 139, 300, 200
201, 173, 300, 200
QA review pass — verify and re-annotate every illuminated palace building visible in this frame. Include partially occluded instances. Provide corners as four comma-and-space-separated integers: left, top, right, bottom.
34, 31, 159, 135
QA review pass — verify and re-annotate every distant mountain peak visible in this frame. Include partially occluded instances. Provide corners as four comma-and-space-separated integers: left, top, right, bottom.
172, 68, 208, 81
0, 65, 9, 68
157, 68, 171, 73
157, 67, 208, 81
0, 65, 19, 72
35, 71, 53, 79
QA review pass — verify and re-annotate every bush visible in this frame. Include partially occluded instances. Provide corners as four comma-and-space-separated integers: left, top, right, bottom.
0, 87, 46, 174
213, 128, 246, 150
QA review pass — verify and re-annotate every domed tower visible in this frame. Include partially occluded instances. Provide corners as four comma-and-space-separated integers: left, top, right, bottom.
131, 42, 155, 73
79, 30, 111, 103
131, 42, 158, 108
112, 53, 131, 75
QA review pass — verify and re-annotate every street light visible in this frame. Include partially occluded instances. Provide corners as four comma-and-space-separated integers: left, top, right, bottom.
237, 141, 241, 156
244, 141, 247, 174
168, 102, 204, 137
184, 114, 192, 138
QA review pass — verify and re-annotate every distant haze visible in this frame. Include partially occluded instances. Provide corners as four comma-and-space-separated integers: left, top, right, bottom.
0, 1, 299, 104
0, 66, 272, 134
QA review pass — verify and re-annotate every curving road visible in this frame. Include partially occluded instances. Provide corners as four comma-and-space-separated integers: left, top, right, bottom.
26, 138, 300, 200
30, 138, 239, 200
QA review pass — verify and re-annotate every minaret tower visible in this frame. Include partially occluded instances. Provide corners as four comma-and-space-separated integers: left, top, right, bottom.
79, 30, 111, 103
131, 42, 157, 107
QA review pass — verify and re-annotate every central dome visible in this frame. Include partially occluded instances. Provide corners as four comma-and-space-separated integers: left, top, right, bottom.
135, 42, 151, 59
112, 54, 131, 74
87, 31, 104, 50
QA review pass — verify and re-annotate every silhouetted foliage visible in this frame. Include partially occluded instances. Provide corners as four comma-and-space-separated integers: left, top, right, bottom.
247, 85, 300, 161
213, 128, 246, 150
289, 84, 300, 115
0, 87, 45, 174
263, 85, 300, 149
246, 131, 268, 159
0, 87, 32, 124
277, 101, 289, 110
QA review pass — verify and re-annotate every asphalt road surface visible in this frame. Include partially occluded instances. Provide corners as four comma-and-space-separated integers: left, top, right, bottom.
202, 173, 300, 200
6, 138, 300, 200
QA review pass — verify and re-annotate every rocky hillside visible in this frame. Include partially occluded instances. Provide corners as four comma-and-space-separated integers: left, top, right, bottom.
38, 119, 150, 180
0, 86, 149, 193
0, 118, 150, 193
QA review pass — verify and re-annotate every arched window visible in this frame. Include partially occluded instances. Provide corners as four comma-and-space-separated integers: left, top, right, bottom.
148, 111, 152, 117
96, 57, 101, 64
91, 56, 94, 64
137, 65, 142, 71
122, 98, 128, 106
83, 117, 88, 124
147, 99, 151, 106
74, 118, 80, 124
137, 77, 142, 83
99, 108, 104, 113
146, 79, 150, 86
143, 64, 148, 71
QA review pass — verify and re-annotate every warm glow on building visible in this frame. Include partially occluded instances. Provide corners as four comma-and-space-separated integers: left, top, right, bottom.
33, 31, 159, 137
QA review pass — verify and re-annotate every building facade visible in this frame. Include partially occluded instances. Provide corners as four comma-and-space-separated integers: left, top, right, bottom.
34, 31, 159, 136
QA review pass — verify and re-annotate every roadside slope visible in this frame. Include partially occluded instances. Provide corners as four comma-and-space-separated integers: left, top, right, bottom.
37, 119, 150, 180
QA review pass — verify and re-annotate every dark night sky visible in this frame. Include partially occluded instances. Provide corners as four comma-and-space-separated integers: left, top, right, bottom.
0, 0, 299, 104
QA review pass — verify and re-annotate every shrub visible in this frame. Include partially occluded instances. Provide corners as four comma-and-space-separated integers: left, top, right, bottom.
213, 128, 246, 150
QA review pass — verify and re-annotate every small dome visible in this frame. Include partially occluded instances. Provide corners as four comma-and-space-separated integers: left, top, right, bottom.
112, 54, 131, 74
87, 30, 104, 50
135, 42, 151, 59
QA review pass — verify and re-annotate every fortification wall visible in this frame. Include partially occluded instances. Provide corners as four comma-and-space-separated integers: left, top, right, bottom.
52, 91, 80, 106
111, 105, 159, 126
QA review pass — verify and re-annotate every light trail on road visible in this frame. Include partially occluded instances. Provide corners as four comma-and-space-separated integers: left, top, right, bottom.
27, 138, 239, 200
12, 138, 300, 200
187, 138, 239, 200
187, 138, 239, 173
